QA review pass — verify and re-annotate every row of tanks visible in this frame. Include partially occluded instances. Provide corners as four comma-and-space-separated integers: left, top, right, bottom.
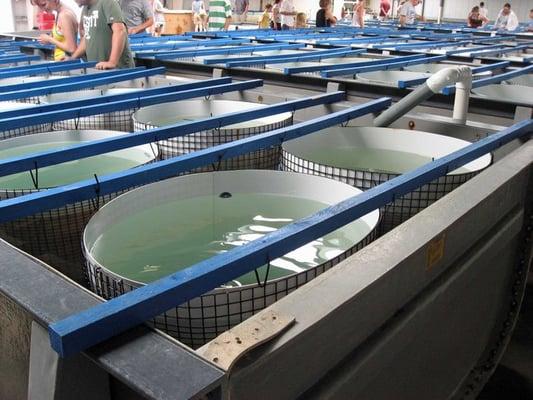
0, 74, 491, 347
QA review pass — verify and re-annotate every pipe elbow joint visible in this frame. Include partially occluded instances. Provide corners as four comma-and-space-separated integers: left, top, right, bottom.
426, 66, 472, 93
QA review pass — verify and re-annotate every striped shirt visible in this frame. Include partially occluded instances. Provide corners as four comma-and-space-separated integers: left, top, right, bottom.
208, 0, 232, 30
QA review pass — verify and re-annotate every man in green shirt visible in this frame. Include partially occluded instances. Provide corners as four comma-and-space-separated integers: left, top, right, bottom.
208, 0, 232, 31
70, 0, 135, 69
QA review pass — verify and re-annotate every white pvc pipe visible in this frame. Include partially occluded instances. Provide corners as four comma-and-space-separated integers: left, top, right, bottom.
374, 66, 473, 127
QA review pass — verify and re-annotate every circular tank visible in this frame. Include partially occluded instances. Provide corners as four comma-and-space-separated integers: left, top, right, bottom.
0, 101, 49, 140
133, 99, 294, 170
356, 70, 431, 86
471, 84, 533, 106
503, 75, 533, 87
39, 88, 140, 131
83, 170, 380, 347
404, 63, 492, 77
0, 74, 63, 104
0, 130, 158, 283
281, 127, 492, 233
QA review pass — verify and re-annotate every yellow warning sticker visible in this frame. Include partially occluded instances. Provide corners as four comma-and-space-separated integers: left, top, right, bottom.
427, 234, 445, 270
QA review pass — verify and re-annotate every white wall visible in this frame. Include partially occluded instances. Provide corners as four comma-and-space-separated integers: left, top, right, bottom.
1, 1, 15, 33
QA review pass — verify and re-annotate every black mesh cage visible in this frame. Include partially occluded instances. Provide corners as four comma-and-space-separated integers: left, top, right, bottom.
133, 116, 294, 171
0, 188, 126, 284
281, 150, 488, 234
50, 108, 137, 132
85, 222, 378, 349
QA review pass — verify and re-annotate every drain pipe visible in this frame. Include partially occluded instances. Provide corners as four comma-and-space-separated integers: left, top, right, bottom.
374, 66, 472, 127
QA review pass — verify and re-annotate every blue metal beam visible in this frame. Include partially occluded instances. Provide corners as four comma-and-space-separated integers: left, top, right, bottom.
202, 47, 351, 65
0, 77, 232, 120
374, 40, 473, 51
468, 44, 530, 57
0, 66, 150, 92
320, 55, 447, 78
47, 116, 532, 358
283, 54, 427, 75
140, 43, 305, 60
0, 67, 165, 101
445, 44, 507, 56
0, 54, 40, 64
0, 90, 343, 175
226, 49, 367, 68
0, 61, 97, 80
130, 38, 250, 51
0, 79, 261, 131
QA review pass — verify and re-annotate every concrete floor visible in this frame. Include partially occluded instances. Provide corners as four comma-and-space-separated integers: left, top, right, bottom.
478, 282, 533, 399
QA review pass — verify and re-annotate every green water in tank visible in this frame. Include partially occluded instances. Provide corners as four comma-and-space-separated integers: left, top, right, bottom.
0, 141, 147, 190
89, 193, 372, 286
295, 147, 438, 174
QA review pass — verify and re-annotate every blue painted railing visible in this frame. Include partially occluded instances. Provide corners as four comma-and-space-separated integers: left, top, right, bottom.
0, 54, 40, 65
0, 91, 345, 176
202, 46, 352, 65
0, 79, 262, 131
283, 54, 427, 75
0, 67, 165, 101
320, 55, 447, 78
0, 61, 97, 80
225, 49, 367, 68
0, 77, 232, 120
139, 43, 305, 60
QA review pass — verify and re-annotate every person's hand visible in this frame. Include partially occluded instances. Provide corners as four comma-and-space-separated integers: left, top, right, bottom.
60, 55, 71, 61
128, 27, 137, 35
38, 34, 51, 44
95, 61, 117, 70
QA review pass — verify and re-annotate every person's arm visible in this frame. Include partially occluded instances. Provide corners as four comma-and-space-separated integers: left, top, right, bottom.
398, 5, 407, 26
129, 0, 154, 34
69, 22, 86, 60
96, 22, 127, 69
326, 9, 337, 24
128, 16, 154, 34
224, 1, 232, 30
480, 15, 489, 27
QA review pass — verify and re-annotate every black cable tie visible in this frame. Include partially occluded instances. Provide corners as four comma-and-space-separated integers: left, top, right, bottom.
29, 161, 39, 189
254, 258, 271, 288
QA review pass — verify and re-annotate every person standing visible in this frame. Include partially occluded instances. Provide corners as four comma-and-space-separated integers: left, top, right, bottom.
399, 0, 424, 26
352, 0, 365, 28
38, 0, 78, 61
528, 9, 533, 32
150, 0, 166, 36
258, 3, 272, 29
70, 0, 134, 69
379, 0, 391, 20
316, 0, 337, 28
279, 0, 296, 30
494, 3, 519, 31
234, 0, 249, 24
271, 0, 282, 30
192, 0, 207, 32
479, 2, 488, 19
467, 6, 488, 28
208, 0, 232, 31
118, 0, 154, 35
